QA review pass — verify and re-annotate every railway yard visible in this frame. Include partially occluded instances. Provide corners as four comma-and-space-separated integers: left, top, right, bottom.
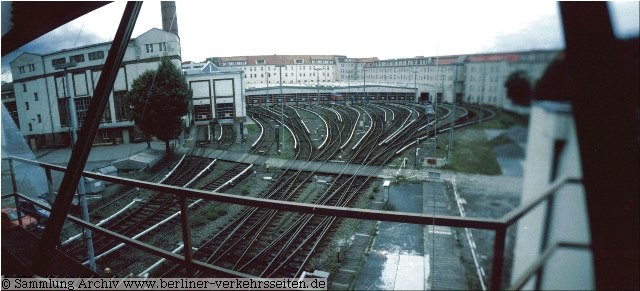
10, 100, 523, 289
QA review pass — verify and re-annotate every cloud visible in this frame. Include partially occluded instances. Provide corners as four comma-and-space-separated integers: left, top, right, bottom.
1, 23, 105, 82
482, 14, 565, 53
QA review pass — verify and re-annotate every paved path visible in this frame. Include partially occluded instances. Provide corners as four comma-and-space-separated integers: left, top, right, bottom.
204, 149, 449, 180
32, 140, 169, 167
423, 181, 469, 290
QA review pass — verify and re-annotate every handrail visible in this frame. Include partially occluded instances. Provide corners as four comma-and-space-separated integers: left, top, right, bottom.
509, 242, 591, 290
501, 176, 583, 226
4, 155, 587, 288
5, 155, 502, 229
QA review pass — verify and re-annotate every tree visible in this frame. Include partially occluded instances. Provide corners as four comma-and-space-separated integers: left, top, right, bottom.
504, 70, 532, 106
128, 58, 191, 154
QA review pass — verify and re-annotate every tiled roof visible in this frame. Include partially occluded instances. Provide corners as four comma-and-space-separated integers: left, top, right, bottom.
436, 57, 459, 65
216, 55, 339, 66
466, 53, 521, 63
2, 82, 14, 92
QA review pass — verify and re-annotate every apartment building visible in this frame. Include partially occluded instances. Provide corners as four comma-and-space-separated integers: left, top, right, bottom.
208, 55, 338, 88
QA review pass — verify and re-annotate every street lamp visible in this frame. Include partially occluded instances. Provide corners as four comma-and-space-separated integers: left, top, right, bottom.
363, 63, 367, 104
314, 67, 322, 131
54, 61, 96, 272
276, 64, 285, 153
413, 69, 418, 114
480, 71, 485, 124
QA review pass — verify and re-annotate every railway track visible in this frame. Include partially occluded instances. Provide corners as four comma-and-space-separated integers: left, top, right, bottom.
61, 156, 215, 262
77, 102, 495, 278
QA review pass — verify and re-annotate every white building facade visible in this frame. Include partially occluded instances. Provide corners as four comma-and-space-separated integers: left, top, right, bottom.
9, 28, 181, 148
208, 55, 338, 88
183, 62, 245, 126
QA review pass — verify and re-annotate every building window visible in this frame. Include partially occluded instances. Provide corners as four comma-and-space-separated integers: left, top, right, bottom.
70, 54, 85, 63
158, 42, 167, 51
18, 66, 25, 74
28, 123, 32, 131
29, 64, 35, 72
74, 97, 91, 126
88, 51, 104, 61
215, 103, 234, 120
25, 102, 29, 110
37, 114, 41, 123
114, 91, 129, 122
22, 84, 27, 92
58, 98, 70, 127
193, 104, 212, 121
101, 98, 112, 123
256, 60, 265, 65
34, 92, 38, 101
294, 59, 304, 64
145, 44, 154, 53
52, 57, 66, 67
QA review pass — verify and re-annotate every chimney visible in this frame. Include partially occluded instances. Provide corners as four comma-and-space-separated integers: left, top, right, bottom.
161, 1, 179, 37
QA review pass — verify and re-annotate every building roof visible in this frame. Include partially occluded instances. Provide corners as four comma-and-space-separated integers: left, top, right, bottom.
2, 82, 13, 92
183, 61, 242, 75
466, 53, 521, 63
435, 57, 459, 65
212, 54, 340, 66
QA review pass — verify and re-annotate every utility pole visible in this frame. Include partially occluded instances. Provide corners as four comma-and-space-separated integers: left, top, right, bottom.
447, 63, 461, 165
56, 61, 96, 272
447, 98, 457, 164
480, 69, 485, 123
276, 64, 285, 154
363, 63, 367, 104
413, 69, 418, 116
314, 67, 322, 131
433, 55, 440, 157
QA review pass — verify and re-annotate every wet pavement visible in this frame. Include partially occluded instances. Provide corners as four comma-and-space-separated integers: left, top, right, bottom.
354, 182, 425, 290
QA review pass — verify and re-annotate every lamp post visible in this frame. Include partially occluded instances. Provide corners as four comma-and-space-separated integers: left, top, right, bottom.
413, 69, 418, 115
55, 61, 96, 272
480, 70, 485, 124
447, 64, 461, 165
276, 64, 285, 153
314, 67, 322, 131
363, 64, 367, 104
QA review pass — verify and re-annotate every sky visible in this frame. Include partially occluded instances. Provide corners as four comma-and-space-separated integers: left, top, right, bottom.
1, 0, 639, 83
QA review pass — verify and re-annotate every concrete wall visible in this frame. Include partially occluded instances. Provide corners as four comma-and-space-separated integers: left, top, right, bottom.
511, 101, 593, 289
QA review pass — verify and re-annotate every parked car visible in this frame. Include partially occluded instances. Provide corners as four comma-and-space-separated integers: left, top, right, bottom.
1, 207, 38, 230
18, 198, 51, 224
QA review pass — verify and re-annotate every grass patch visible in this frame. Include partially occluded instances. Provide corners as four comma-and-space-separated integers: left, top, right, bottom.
444, 129, 502, 175
474, 109, 528, 130
191, 204, 228, 227
244, 123, 258, 135
278, 129, 296, 159
435, 110, 528, 175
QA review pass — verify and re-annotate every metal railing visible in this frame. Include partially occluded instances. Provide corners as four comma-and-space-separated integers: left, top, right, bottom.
2, 155, 587, 289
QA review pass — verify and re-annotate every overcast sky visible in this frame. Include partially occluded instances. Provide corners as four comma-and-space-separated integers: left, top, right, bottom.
2, 1, 639, 82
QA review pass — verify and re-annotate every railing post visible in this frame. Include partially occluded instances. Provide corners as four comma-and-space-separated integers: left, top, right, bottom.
45, 168, 56, 200
491, 227, 507, 290
8, 158, 23, 227
535, 194, 555, 290
179, 196, 194, 277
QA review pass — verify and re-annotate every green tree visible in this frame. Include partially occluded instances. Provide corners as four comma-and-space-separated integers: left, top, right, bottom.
504, 70, 532, 106
128, 58, 191, 154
